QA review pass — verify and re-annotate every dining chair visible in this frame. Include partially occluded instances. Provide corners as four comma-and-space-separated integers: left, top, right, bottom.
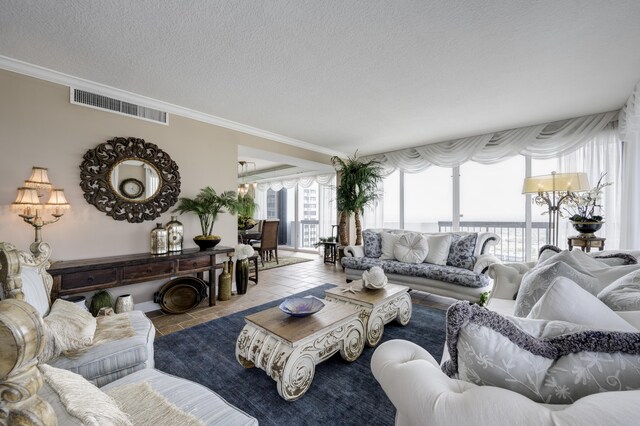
251, 219, 279, 266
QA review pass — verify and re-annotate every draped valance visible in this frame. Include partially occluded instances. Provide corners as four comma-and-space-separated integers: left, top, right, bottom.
367, 110, 618, 174
256, 173, 335, 192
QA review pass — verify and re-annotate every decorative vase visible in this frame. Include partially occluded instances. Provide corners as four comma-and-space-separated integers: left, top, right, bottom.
150, 223, 168, 254
194, 237, 221, 251
571, 221, 603, 238
165, 216, 184, 252
236, 258, 249, 294
218, 260, 232, 301
114, 294, 134, 313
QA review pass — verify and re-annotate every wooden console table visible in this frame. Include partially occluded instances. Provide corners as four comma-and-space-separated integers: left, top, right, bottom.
48, 247, 234, 306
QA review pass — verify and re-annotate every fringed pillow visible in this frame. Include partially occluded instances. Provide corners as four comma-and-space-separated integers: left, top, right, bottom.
442, 301, 640, 404
40, 299, 97, 362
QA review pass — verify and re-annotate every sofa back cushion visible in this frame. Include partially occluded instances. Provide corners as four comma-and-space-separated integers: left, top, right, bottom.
362, 230, 382, 258
21, 265, 51, 317
446, 233, 477, 270
598, 269, 640, 311
380, 232, 402, 259
394, 233, 429, 264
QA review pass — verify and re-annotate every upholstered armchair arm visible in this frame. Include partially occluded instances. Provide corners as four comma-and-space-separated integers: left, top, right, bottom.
371, 339, 639, 426
475, 233, 501, 256
486, 261, 535, 300
343, 245, 364, 258
472, 254, 501, 275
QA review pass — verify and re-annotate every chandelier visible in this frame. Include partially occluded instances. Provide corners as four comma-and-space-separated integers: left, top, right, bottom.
238, 161, 256, 196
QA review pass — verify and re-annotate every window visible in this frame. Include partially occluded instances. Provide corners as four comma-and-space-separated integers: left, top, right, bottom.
404, 167, 452, 233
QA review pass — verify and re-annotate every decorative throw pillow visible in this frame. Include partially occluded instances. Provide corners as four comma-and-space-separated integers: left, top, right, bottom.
598, 269, 640, 311
536, 245, 561, 264
39, 364, 132, 425
40, 299, 97, 362
362, 230, 382, 258
380, 232, 402, 260
536, 250, 605, 275
442, 302, 640, 404
446, 233, 477, 270
514, 261, 599, 317
393, 232, 429, 264
423, 234, 452, 265
528, 276, 637, 332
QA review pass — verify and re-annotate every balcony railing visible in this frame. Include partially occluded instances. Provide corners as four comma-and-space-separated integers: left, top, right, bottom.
438, 221, 548, 262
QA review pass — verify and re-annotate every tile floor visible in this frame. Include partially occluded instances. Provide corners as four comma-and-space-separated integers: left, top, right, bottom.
149, 250, 453, 336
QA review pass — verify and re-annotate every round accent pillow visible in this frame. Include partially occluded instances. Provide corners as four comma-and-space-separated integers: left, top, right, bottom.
393, 232, 429, 264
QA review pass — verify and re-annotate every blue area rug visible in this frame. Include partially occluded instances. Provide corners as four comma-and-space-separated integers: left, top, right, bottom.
154, 284, 447, 426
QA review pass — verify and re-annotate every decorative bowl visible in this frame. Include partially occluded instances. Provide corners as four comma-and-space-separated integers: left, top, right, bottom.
279, 297, 325, 317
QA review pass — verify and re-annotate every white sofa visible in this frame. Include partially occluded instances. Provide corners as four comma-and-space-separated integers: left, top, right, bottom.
371, 248, 640, 425
342, 229, 501, 302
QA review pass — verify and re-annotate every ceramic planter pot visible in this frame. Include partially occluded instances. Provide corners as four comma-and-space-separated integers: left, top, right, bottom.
571, 221, 603, 238
194, 237, 221, 251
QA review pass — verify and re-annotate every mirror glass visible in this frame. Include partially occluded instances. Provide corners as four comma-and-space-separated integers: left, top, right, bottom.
109, 159, 161, 201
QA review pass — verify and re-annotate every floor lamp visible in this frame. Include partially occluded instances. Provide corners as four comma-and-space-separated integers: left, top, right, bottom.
522, 172, 590, 247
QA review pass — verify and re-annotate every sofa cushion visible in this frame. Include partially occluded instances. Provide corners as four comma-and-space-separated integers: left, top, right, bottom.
341, 256, 490, 288
442, 301, 640, 404
424, 234, 451, 265
394, 233, 429, 264
21, 265, 50, 317
514, 261, 599, 317
598, 269, 640, 311
380, 232, 401, 260
527, 276, 637, 332
48, 310, 155, 387
447, 233, 477, 270
362, 230, 382, 258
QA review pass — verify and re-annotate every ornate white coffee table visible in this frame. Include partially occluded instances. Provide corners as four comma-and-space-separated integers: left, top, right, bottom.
235, 299, 365, 401
324, 281, 411, 347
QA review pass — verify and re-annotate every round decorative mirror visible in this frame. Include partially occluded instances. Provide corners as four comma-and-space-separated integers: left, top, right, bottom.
80, 137, 181, 223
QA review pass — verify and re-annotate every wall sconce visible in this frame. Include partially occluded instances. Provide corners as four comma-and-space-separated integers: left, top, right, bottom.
11, 167, 70, 243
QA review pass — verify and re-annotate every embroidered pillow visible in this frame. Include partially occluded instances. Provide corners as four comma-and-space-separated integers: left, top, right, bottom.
598, 269, 640, 311
423, 234, 451, 265
393, 232, 429, 264
442, 302, 640, 404
592, 253, 639, 266
527, 276, 637, 332
362, 230, 382, 258
446, 233, 477, 270
514, 261, 599, 317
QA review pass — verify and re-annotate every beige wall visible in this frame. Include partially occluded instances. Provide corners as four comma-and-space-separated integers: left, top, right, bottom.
0, 69, 332, 305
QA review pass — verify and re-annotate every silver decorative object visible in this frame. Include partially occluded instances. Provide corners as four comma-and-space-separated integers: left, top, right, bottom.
150, 222, 168, 254
165, 215, 184, 252
114, 294, 134, 313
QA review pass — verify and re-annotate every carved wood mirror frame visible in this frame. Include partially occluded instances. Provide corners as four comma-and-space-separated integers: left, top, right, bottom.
80, 137, 181, 223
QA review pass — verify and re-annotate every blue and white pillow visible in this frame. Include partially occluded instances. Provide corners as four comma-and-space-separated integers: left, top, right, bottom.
446, 233, 477, 270
362, 230, 382, 258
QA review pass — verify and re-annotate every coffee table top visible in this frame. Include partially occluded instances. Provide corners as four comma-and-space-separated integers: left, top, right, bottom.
244, 299, 358, 344
324, 280, 409, 305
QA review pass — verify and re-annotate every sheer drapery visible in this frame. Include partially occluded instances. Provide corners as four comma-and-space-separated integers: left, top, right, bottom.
369, 110, 617, 175
619, 81, 640, 249
256, 173, 334, 191
558, 123, 622, 248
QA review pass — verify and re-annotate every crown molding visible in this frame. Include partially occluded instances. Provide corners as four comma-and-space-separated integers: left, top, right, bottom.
0, 55, 345, 157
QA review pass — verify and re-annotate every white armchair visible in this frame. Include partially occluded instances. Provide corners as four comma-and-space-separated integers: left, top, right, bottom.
371, 339, 640, 426
0, 241, 155, 386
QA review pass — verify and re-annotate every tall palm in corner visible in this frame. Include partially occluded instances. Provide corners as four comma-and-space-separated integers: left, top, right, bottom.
331, 153, 384, 246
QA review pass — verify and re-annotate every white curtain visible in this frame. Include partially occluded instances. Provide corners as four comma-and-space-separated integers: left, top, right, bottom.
558, 123, 622, 248
369, 110, 617, 174
256, 173, 335, 192
619, 81, 640, 249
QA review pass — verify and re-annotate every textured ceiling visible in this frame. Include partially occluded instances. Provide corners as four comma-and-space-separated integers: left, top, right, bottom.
2, 1, 640, 156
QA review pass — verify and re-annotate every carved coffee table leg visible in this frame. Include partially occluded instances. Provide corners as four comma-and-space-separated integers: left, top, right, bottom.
338, 317, 366, 361
395, 292, 412, 326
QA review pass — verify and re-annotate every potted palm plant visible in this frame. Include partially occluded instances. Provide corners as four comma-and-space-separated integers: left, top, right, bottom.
331, 152, 384, 246
173, 187, 239, 250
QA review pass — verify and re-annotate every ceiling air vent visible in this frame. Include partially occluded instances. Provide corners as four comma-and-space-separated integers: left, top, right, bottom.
70, 88, 168, 124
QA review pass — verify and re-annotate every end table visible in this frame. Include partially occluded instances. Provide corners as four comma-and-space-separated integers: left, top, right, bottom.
567, 236, 605, 253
